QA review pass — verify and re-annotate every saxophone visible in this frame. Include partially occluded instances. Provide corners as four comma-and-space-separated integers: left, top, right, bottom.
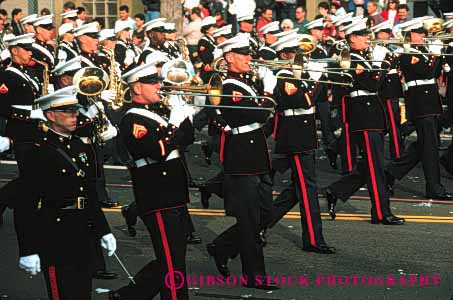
32, 58, 49, 96
104, 47, 129, 110
175, 38, 190, 61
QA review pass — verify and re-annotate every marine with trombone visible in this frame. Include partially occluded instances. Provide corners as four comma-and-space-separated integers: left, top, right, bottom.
324, 17, 406, 225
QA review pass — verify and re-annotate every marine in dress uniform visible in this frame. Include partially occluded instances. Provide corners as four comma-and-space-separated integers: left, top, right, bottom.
267, 34, 335, 254
109, 62, 194, 300
257, 21, 280, 60
56, 23, 79, 65
29, 15, 56, 85
386, 18, 453, 200
137, 18, 171, 65
324, 18, 405, 225
198, 16, 218, 83
206, 35, 279, 290
114, 21, 136, 71
15, 86, 116, 300
306, 18, 338, 170
236, 11, 261, 58
372, 20, 404, 161
162, 23, 182, 60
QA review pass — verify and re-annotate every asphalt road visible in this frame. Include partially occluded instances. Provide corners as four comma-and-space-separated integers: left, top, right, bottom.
0, 132, 452, 300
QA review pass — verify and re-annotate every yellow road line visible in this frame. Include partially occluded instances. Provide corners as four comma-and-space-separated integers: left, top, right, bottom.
103, 208, 453, 223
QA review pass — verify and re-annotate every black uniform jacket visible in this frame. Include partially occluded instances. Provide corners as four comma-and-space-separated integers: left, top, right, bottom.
273, 69, 318, 154
219, 72, 273, 175
258, 45, 277, 61
56, 41, 79, 64
399, 45, 442, 120
344, 49, 387, 132
198, 35, 216, 82
15, 130, 111, 265
0, 62, 40, 142
120, 103, 194, 214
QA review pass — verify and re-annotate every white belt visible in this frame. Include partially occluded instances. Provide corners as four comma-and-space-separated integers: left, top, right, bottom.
406, 79, 436, 87
231, 123, 262, 135
283, 107, 315, 116
12, 105, 32, 110
135, 149, 180, 168
387, 69, 398, 74
350, 90, 377, 98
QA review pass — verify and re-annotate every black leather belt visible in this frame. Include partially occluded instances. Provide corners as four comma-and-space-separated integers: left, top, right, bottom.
60, 197, 88, 210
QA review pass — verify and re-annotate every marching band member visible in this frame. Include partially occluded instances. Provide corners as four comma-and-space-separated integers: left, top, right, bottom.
324, 17, 405, 225
114, 20, 136, 70
15, 86, 116, 299
99, 29, 117, 56
267, 34, 335, 254
306, 17, 338, 170
20, 13, 38, 34
56, 23, 79, 64
61, 9, 78, 27
372, 20, 404, 161
236, 10, 261, 57
29, 15, 56, 84
109, 61, 195, 300
386, 18, 453, 200
162, 22, 180, 59
206, 35, 279, 289
74, 22, 110, 72
257, 21, 280, 60
197, 16, 217, 83
137, 18, 170, 64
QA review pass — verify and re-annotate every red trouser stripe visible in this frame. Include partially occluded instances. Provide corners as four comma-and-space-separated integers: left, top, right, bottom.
386, 99, 401, 159
341, 95, 352, 172
272, 113, 279, 140
48, 265, 60, 300
156, 211, 177, 300
219, 130, 225, 163
293, 154, 316, 247
363, 131, 383, 221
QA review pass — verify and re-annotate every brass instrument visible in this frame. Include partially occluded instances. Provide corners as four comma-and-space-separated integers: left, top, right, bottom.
175, 38, 190, 61
32, 58, 50, 96
73, 67, 111, 144
159, 73, 276, 111
424, 18, 444, 35
103, 47, 130, 110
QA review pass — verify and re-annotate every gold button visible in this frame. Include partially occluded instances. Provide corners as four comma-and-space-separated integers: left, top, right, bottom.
162, 171, 167, 176
250, 140, 254, 144
56, 218, 61, 222
72, 158, 76, 162
62, 169, 66, 173
67, 145, 71, 149
80, 187, 84, 191
304, 120, 308, 123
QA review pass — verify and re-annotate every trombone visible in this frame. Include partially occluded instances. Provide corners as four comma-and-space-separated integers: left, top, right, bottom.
159, 73, 276, 111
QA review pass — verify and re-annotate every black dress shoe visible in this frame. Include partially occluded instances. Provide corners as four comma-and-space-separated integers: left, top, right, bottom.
425, 192, 453, 201
187, 233, 202, 244
326, 149, 338, 170
121, 205, 137, 237
200, 186, 211, 209
385, 171, 395, 196
244, 278, 280, 290
108, 291, 122, 300
100, 200, 119, 208
303, 244, 336, 254
371, 215, 405, 225
206, 243, 230, 277
93, 270, 119, 280
325, 189, 337, 220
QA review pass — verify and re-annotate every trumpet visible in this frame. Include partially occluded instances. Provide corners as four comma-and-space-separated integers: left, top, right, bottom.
159, 73, 276, 111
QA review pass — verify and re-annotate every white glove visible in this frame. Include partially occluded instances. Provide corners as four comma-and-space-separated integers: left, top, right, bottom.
99, 122, 118, 142
0, 136, 10, 152
84, 104, 105, 119
125, 49, 135, 66
372, 45, 389, 63
182, 105, 197, 122
429, 39, 443, 55
256, 66, 270, 80
100, 89, 117, 103
19, 254, 41, 275
0, 49, 10, 61
167, 94, 186, 108
449, 42, 453, 48
213, 48, 223, 60
262, 70, 277, 94
100, 233, 116, 256
30, 109, 47, 121
444, 63, 451, 73
169, 105, 188, 127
